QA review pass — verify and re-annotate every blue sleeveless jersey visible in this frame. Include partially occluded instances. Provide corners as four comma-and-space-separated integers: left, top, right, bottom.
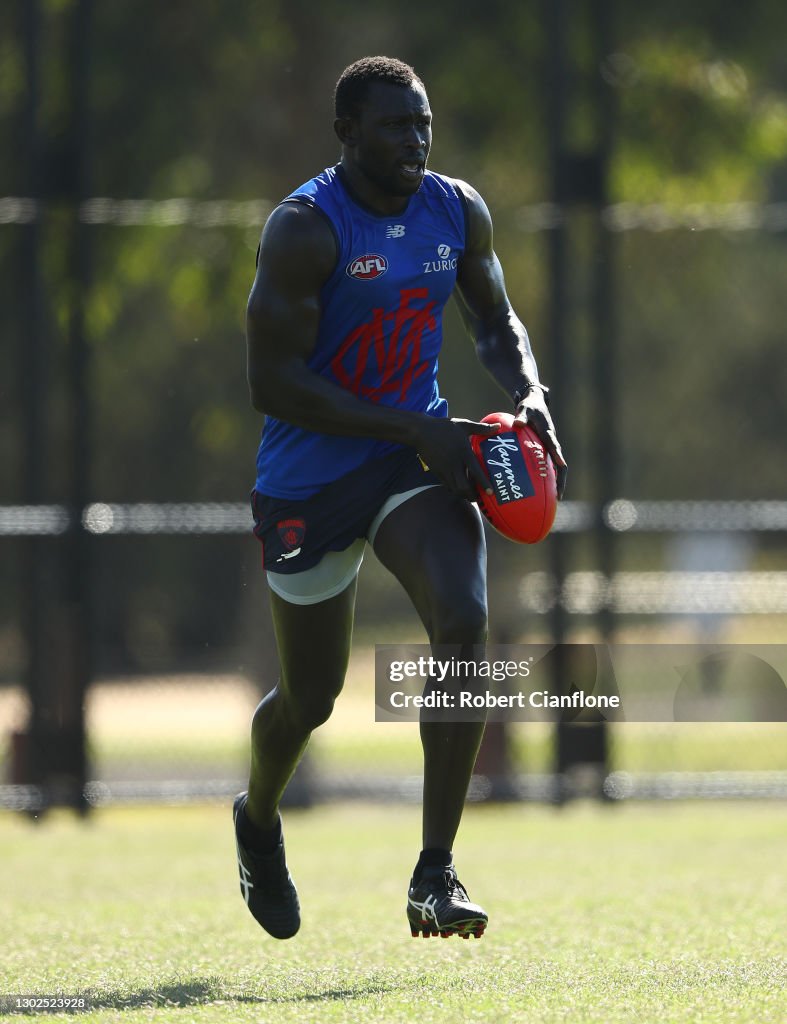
255, 165, 467, 499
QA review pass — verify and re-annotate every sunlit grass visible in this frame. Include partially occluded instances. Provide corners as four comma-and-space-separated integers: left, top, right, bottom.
1, 802, 784, 1023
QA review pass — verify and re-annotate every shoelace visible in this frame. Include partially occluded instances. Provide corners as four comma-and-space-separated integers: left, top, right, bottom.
440, 868, 469, 902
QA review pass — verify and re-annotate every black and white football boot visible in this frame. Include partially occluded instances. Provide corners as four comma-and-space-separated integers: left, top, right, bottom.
407, 863, 488, 939
233, 792, 300, 940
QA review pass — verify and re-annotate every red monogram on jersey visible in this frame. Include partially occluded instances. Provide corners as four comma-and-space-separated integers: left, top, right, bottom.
329, 288, 437, 402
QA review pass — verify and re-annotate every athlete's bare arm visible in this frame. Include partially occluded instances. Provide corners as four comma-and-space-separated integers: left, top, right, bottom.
246, 201, 497, 499
454, 181, 567, 498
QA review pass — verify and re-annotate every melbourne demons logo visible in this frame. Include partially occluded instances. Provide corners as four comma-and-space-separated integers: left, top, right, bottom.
346, 254, 388, 280
277, 518, 306, 551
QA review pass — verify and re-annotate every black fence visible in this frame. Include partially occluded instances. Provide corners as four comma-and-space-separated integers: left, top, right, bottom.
2, 1, 785, 811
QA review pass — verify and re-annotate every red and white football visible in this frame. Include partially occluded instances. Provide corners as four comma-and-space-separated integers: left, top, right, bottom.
470, 412, 557, 544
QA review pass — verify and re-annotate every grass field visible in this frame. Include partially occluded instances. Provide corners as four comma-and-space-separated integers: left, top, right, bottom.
1, 802, 784, 1023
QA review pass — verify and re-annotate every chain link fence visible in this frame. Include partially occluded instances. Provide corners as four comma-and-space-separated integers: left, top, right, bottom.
1, 197, 786, 809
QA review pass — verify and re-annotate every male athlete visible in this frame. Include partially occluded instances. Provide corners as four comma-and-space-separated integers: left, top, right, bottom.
234, 56, 566, 941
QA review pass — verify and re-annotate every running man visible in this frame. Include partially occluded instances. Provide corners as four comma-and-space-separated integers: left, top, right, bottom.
234, 56, 566, 940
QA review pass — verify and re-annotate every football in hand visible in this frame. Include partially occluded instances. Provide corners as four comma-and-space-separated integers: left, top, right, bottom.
470, 412, 557, 544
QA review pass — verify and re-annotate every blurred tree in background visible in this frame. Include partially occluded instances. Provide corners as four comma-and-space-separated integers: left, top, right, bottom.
0, 0, 785, 671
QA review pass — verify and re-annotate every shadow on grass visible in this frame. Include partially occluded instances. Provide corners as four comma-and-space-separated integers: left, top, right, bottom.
6, 976, 398, 1014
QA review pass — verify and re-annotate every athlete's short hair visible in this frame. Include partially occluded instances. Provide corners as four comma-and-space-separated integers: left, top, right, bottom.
334, 56, 424, 119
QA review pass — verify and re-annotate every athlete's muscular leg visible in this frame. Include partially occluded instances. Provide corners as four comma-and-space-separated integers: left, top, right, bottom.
372, 487, 487, 851
245, 580, 357, 831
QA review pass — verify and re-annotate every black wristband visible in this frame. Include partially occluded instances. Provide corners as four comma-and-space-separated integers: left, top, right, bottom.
514, 382, 550, 408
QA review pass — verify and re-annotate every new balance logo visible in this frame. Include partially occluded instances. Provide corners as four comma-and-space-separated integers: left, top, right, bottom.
386, 224, 406, 238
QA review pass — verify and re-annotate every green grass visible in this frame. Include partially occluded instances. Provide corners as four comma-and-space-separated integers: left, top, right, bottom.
1, 803, 785, 1023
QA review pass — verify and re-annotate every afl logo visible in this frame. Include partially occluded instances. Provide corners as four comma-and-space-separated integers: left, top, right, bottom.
347, 254, 388, 280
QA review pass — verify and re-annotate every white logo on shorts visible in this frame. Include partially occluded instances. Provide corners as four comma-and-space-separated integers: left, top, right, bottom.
276, 547, 302, 562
